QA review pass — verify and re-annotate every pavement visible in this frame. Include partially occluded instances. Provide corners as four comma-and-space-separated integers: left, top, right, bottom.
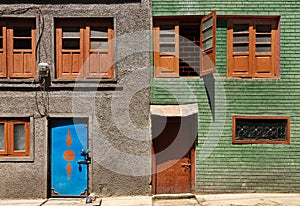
0, 193, 300, 206
196, 193, 300, 206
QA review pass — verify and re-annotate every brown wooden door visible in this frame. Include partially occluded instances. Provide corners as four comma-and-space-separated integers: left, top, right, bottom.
152, 116, 196, 194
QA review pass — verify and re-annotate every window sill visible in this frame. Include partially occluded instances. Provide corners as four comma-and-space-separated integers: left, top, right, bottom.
51, 78, 117, 84
0, 79, 37, 84
223, 77, 281, 81
50, 79, 121, 91
232, 140, 290, 144
154, 76, 200, 79
0, 156, 34, 162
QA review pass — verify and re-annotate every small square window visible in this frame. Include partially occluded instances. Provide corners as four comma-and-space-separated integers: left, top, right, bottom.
0, 119, 30, 157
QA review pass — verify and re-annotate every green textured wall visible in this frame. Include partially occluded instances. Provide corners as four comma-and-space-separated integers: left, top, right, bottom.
151, 1, 300, 193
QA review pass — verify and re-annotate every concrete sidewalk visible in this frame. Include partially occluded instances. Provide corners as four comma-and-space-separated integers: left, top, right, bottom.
0, 193, 300, 206
197, 193, 300, 206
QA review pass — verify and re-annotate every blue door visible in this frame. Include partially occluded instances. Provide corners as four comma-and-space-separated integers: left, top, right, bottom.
51, 119, 88, 197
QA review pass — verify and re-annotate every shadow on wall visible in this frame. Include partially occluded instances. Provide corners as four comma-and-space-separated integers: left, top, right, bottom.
0, 0, 141, 4
203, 74, 215, 121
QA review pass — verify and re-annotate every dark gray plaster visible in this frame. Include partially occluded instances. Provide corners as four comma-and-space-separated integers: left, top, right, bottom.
0, 0, 151, 199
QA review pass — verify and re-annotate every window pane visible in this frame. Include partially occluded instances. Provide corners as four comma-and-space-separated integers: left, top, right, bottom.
256, 25, 271, 33
203, 28, 212, 41
90, 27, 107, 38
14, 27, 31, 37
234, 34, 249, 43
256, 35, 271, 43
160, 33, 175, 43
90, 39, 107, 50
256, 44, 271, 53
203, 39, 212, 50
0, 124, 4, 150
233, 24, 249, 33
160, 26, 175, 53
233, 44, 249, 52
63, 39, 80, 50
63, 27, 80, 37
14, 124, 25, 151
203, 17, 213, 30
160, 43, 175, 53
14, 39, 31, 49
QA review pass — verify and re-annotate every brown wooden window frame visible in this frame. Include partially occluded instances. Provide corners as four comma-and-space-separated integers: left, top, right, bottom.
227, 18, 279, 78
0, 119, 30, 157
0, 18, 36, 79
232, 116, 290, 144
153, 11, 216, 78
55, 18, 114, 79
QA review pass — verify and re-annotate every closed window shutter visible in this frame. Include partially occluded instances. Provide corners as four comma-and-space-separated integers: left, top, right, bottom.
153, 23, 179, 78
253, 20, 277, 78
56, 23, 85, 79
228, 19, 278, 78
56, 19, 114, 79
7, 20, 36, 79
86, 22, 114, 79
200, 10, 216, 77
227, 20, 251, 77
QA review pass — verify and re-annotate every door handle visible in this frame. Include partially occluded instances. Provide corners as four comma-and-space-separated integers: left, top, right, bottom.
78, 149, 91, 172
78, 160, 91, 165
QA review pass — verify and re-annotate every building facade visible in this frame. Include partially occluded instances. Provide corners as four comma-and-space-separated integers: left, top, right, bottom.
1, 0, 300, 200
0, 0, 152, 199
151, 0, 300, 194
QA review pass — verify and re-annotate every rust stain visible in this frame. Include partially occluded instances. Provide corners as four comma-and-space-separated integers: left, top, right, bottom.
66, 163, 72, 180
64, 150, 75, 162
66, 129, 72, 147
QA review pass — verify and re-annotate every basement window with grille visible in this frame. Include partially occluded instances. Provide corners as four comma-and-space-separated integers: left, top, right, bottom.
232, 116, 290, 144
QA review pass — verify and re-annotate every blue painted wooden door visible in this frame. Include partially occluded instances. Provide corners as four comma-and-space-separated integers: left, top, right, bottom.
51, 120, 88, 196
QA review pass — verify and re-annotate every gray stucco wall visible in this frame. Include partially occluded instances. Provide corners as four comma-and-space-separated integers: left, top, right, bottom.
0, 0, 151, 199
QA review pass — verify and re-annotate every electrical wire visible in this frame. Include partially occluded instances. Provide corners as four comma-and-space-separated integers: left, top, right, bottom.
0, 6, 49, 118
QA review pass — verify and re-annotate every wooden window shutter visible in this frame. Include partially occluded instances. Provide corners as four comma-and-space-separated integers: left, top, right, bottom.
227, 20, 252, 77
7, 20, 36, 79
0, 122, 8, 155
200, 10, 216, 77
153, 22, 179, 78
56, 21, 84, 79
86, 21, 114, 79
253, 20, 277, 78
9, 121, 30, 156
0, 25, 7, 78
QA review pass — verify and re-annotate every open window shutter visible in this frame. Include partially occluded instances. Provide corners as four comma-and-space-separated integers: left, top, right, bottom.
0, 122, 8, 155
200, 11, 216, 77
153, 23, 179, 78
0, 25, 7, 77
